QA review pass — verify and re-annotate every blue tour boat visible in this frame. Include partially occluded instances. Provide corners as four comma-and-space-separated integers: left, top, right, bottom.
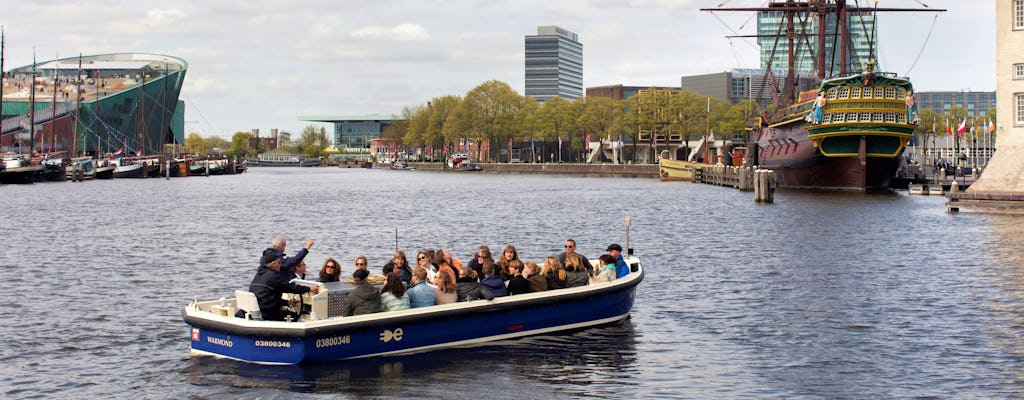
183, 255, 643, 365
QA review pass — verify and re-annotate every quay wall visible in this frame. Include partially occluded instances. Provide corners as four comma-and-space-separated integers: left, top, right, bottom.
406, 162, 658, 177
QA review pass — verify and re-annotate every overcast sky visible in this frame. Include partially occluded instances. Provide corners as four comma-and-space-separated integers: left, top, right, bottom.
1, 0, 994, 138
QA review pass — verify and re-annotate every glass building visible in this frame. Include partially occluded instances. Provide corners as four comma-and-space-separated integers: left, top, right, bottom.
757, 9, 875, 76
296, 115, 400, 149
525, 25, 583, 102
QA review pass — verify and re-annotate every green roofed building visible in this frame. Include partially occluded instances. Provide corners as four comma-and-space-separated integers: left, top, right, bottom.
297, 114, 403, 149
1, 53, 187, 156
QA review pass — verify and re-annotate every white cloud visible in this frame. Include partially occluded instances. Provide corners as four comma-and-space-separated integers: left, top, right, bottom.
352, 23, 430, 42
143, 8, 189, 28
183, 77, 231, 97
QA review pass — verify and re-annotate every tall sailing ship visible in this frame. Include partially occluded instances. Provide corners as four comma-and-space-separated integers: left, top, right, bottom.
705, 1, 942, 190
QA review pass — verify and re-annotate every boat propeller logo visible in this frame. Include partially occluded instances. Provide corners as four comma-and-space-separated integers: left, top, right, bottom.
379, 328, 404, 343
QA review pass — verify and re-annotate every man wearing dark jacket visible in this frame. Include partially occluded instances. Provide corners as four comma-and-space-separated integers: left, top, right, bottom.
342, 269, 382, 316
249, 253, 319, 321
261, 236, 314, 273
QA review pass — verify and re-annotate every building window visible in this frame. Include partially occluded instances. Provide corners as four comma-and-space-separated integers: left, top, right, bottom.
1016, 93, 1024, 125
1017, 0, 1024, 29
1016, 64, 1024, 79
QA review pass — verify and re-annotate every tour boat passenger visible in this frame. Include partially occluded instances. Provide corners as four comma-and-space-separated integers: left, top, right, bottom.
524, 262, 548, 292
479, 262, 508, 297
506, 260, 531, 295
456, 266, 494, 302
354, 255, 385, 284
543, 256, 567, 290
249, 253, 319, 321
605, 244, 630, 278
592, 254, 617, 284
406, 267, 436, 308
433, 270, 458, 305
414, 250, 436, 282
318, 258, 341, 282
261, 236, 314, 273
563, 254, 590, 288
557, 239, 593, 276
382, 251, 413, 286
341, 269, 382, 316
467, 245, 493, 280
496, 245, 521, 281
380, 272, 411, 311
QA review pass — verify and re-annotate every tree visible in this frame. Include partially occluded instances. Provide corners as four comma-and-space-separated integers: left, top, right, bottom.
295, 125, 330, 158
184, 132, 206, 155
449, 81, 528, 162
228, 131, 251, 158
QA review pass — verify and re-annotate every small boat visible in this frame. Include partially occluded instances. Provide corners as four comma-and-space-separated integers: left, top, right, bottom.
658, 158, 694, 181
0, 155, 44, 184
94, 159, 115, 179
66, 158, 96, 180
113, 161, 146, 179
390, 161, 415, 170
183, 254, 643, 365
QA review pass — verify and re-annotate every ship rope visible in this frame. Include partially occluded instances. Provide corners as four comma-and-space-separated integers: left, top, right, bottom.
901, 13, 940, 76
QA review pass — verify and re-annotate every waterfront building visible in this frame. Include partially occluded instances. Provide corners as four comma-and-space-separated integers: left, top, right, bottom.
679, 69, 816, 107
1, 53, 187, 156
296, 114, 401, 150
586, 85, 677, 101
525, 26, 583, 102
757, 6, 874, 75
914, 91, 996, 117
962, 0, 1024, 200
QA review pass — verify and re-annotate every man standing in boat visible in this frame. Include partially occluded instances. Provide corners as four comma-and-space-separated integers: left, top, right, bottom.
261, 236, 314, 273
249, 253, 319, 321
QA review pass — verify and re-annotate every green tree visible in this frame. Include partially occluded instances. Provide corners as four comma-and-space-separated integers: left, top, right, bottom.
228, 131, 251, 158
448, 81, 528, 162
206, 136, 229, 154
295, 125, 329, 158
185, 132, 206, 155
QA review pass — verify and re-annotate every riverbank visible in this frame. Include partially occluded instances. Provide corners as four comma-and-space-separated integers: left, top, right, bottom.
405, 162, 659, 177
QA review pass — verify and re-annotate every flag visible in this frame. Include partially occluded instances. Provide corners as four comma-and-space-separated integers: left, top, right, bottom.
956, 118, 967, 136
135, 148, 142, 157
584, 134, 590, 152
932, 120, 936, 134
112, 147, 124, 155
988, 119, 995, 133
945, 119, 952, 136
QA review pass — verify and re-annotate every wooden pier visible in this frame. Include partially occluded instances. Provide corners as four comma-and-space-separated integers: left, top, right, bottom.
692, 164, 775, 202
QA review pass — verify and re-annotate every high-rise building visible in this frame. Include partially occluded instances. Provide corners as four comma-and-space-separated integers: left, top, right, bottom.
525, 26, 583, 102
757, 8, 875, 76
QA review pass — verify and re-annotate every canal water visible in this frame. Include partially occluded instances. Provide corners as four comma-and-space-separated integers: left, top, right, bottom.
2, 167, 1023, 398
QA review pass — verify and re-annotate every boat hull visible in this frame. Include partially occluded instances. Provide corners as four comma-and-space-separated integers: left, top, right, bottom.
185, 263, 643, 365
658, 158, 693, 181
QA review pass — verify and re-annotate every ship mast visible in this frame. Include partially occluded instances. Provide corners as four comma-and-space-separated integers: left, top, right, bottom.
73, 54, 80, 157
50, 52, 58, 153
28, 50, 35, 155
702, 1, 945, 104
1, 27, 5, 141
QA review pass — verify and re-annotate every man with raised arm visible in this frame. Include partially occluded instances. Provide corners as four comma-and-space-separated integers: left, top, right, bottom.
261, 236, 314, 273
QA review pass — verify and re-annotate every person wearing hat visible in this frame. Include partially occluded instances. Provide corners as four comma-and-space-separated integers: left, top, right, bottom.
606, 243, 630, 279
260, 236, 314, 273
249, 253, 320, 321
342, 269, 382, 316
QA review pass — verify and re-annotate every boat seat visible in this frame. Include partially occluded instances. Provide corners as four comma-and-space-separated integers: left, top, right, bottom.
235, 290, 262, 320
